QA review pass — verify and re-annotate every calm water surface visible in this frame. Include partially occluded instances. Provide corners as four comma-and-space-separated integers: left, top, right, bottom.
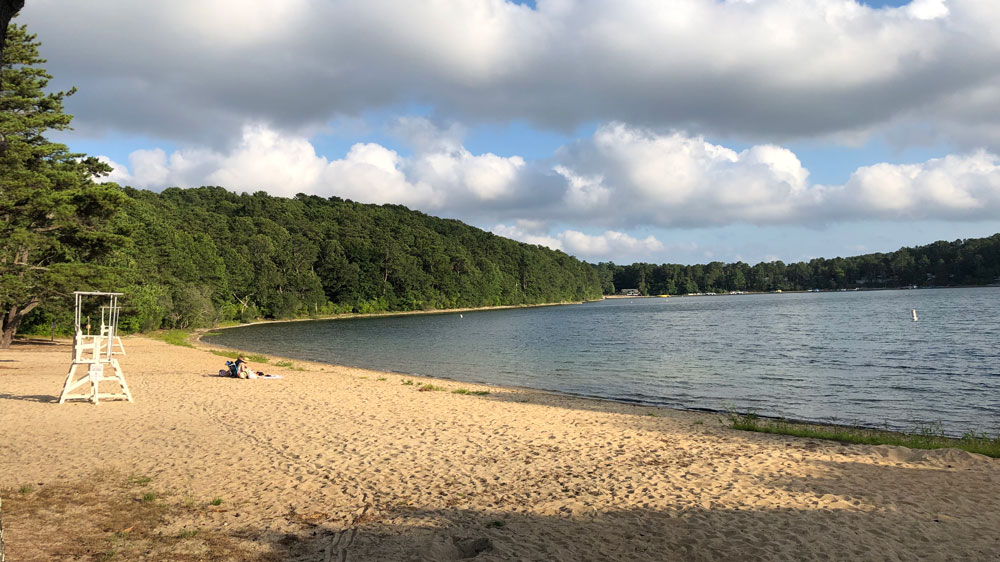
205, 288, 1000, 435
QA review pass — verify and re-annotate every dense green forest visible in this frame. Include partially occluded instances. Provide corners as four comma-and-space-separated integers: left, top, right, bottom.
597, 234, 1000, 296
18, 186, 604, 335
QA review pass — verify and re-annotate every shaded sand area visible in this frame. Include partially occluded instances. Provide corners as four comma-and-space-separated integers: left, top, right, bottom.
1, 337, 998, 561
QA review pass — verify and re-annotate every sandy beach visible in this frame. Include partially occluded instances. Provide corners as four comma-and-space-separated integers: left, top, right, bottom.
1, 337, 998, 561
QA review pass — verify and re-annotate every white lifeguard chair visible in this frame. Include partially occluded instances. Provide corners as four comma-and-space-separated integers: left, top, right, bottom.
58, 291, 133, 404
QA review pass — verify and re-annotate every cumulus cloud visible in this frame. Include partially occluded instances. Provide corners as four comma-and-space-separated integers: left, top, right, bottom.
491, 222, 666, 260
102, 120, 525, 210
20, 0, 1000, 148
103, 121, 1000, 235
549, 123, 1000, 227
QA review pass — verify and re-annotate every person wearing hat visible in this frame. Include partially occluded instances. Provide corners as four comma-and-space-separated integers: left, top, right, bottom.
234, 355, 258, 379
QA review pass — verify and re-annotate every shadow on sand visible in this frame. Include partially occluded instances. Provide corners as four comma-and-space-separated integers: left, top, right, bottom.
0, 392, 58, 403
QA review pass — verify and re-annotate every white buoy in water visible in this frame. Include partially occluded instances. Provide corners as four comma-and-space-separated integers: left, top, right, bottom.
912, 309, 918, 322
460, 314, 463, 318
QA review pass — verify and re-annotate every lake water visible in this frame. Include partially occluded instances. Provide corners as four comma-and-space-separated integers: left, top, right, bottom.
204, 288, 1000, 436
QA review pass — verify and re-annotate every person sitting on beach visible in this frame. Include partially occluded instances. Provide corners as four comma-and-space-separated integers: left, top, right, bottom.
235, 355, 259, 379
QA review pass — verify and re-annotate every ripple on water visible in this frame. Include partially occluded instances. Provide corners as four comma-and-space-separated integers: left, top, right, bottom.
204, 288, 1000, 436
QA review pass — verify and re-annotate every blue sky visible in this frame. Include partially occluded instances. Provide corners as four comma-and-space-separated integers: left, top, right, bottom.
23, 0, 1000, 265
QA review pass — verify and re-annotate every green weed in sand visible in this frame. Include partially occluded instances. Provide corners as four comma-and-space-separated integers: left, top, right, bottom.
209, 497, 223, 506
152, 330, 193, 348
127, 473, 152, 487
452, 388, 490, 396
19, 484, 34, 494
208, 350, 268, 363
726, 410, 1000, 458
401, 380, 414, 386
418, 383, 445, 392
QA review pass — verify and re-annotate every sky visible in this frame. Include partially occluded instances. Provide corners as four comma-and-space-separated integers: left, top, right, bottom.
17, 0, 1000, 265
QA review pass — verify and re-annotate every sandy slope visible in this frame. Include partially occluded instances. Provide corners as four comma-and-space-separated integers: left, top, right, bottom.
1, 336, 998, 561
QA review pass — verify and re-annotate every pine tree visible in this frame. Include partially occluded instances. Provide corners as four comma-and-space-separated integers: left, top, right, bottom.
0, 24, 126, 347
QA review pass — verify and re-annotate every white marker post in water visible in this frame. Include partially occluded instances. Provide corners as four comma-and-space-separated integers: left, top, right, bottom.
912, 309, 918, 322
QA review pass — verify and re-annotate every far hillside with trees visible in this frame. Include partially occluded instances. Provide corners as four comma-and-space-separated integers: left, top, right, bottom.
598, 234, 1000, 296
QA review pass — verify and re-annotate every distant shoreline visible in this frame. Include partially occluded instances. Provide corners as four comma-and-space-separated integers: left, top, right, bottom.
194, 299, 594, 341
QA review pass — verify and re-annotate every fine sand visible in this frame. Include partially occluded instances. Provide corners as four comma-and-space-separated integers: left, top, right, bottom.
1, 336, 998, 561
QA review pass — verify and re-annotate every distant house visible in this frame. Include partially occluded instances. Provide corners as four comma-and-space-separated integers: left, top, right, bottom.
620, 288, 640, 296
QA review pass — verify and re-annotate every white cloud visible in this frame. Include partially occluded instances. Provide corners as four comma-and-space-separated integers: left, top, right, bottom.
491, 221, 665, 260
102, 120, 1000, 233
22, 0, 1000, 148
550, 123, 1000, 227
559, 230, 665, 257
100, 120, 525, 210
492, 222, 563, 249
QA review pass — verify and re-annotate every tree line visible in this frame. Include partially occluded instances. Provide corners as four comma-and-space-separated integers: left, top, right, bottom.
13, 184, 606, 338
598, 234, 1000, 296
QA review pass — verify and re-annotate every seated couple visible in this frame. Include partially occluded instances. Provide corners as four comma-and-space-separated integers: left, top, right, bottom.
220, 356, 265, 379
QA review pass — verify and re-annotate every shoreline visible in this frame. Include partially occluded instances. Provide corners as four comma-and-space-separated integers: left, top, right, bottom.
197, 299, 594, 336
188, 331, 993, 444
2, 336, 998, 560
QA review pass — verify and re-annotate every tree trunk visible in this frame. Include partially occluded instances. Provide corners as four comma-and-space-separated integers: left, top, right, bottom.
0, 0, 25, 61
0, 298, 39, 349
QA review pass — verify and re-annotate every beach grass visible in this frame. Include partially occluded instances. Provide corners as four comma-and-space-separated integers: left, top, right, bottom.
452, 388, 490, 396
207, 349, 269, 363
151, 329, 194, 348
273, 360, 305, 371
418, 383, 446, 392
0, 472, 278, 561
726, 411, 1000, 458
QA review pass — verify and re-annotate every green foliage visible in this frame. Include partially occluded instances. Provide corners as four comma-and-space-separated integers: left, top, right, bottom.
726, 411, 1000, 458
452, 388, 490, 395
22, 185, 604, 334
0, 24, 127, 347
417, 383, 445, 392
606, 235, 1000, 295
208, 497, 222, 506
150, 330, 193, 348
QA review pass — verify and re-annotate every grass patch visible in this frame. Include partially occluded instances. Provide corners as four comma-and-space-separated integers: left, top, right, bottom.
376, 377, 387, 381
417, 383, 445, 392
401, 379, 414, 386
0, 471, 284, 561
18, 484, 34, 494
207, 350, 268, 363
127, 473, 152, 487
150, 329, 193, 348
726, 411, 1000, 458
141, 492, 157, 503
209, 497, 223, 506
451, 388, 490, 396
486, 520, 506, 528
